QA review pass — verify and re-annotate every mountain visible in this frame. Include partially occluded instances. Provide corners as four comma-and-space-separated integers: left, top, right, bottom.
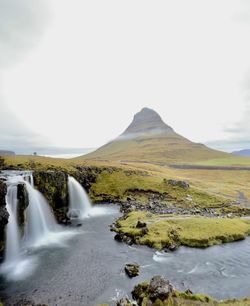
232, 149, 250, 157
83, 107, 228, 164
0, 150, 15, 156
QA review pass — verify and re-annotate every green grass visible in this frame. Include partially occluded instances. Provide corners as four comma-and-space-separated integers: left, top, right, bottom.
115, 211, 250, 249
82, 131, 229, 164
195, 157, 250, 167
90, 170, 232, 209
132, 280, 250, 306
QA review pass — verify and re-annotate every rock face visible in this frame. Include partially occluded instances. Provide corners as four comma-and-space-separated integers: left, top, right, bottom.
0, 180, 8, 254
33, 170, 68, 223
124, 263, 140, 278
122, 107, 174, 136
148, 276, 174, 299
33, 171, 68, 210
165, 179, 189, 189
132, 276, 174, 305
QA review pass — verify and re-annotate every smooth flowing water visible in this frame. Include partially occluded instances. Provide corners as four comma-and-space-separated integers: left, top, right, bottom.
0, 205, 249, 306
4, 184, 20, 263
24, 181, 59, 248
67, 176, 92, 219
0, 172, 72, 281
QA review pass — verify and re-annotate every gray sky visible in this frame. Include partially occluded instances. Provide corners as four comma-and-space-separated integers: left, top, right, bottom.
1, 0, 250, 153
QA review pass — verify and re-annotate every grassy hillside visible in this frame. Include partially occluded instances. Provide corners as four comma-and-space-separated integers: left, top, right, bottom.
83, 133, 229, 164
81, 108, 231, 164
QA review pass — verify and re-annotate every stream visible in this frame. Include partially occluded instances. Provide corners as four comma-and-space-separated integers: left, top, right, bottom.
0, 205, 250, 306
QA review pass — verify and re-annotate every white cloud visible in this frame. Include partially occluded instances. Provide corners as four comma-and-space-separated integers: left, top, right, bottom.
1, 0, 250, 151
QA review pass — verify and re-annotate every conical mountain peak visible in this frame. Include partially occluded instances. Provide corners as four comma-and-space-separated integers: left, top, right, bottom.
122, 107, 174, 136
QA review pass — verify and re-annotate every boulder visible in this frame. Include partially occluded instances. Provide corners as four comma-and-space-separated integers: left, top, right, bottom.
136, 220, 147, 228
124, 263, 140, 278
165, 179, 189, 189
116, 298, 133, 306
148, 275, 173, 300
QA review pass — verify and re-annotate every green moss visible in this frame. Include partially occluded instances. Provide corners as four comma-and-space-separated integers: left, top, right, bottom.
115, 211, 250, 250
90, 171, 230, 209
132, 279, 250, 305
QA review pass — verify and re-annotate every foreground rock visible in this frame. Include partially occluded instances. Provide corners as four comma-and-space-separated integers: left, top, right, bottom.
124, 263, 140, 278
147, 275, 174, 299
115, 275, 250, 306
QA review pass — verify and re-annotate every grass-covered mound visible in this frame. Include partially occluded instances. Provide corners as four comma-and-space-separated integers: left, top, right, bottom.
130, 277, 250, 306
114, 211, 250, 250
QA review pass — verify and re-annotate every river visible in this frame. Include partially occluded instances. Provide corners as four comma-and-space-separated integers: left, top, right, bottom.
0, 205, 250, 306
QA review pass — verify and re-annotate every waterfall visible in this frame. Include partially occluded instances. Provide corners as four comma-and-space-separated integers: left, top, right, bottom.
24, 179, 59, 247
4, 183, 20, 263
67, 176, 92, 219
0, 171, 75, 281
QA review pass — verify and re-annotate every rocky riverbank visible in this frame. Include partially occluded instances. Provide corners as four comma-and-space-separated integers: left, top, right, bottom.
115, 275, 250, 306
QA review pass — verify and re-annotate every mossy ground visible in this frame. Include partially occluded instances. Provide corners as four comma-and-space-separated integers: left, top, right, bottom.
115, 211, 250, 249
90, 170, 234, 209
132, 281, 250, 306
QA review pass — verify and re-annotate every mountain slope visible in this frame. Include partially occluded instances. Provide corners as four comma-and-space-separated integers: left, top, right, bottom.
232, 149, 250, 157
83, 107, 229, 164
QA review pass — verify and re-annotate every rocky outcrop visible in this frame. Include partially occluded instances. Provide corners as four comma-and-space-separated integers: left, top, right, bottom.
71, 166, 103, 193
17, 183, 29, 227
33, 171, 68, 223
0, 180, 8, 254
164, 179, 189, 189
124, 263, 140, 278
132, 276, 174, 305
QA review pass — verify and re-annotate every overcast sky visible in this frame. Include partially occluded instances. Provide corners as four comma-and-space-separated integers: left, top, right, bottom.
1, 0, 250, 153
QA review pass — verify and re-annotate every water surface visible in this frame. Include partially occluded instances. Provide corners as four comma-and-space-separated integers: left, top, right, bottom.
0, 205, 250, 306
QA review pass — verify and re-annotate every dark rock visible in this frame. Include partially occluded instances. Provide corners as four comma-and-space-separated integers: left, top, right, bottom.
124, 263, 140, 278
116, 297, 133, 306
0, 179, 8, 253
165, 179, 189, 189
185, 289, 193, 294
17, 183, 29, 226
141, 227, 149, 235
148, 275, 174, 299
136, 220, 147, 228
114, 233, 123, 242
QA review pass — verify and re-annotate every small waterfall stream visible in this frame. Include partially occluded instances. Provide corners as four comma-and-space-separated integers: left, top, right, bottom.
4, 183, 20, 264
24, 181, 58, 247
67, 176, 92, 219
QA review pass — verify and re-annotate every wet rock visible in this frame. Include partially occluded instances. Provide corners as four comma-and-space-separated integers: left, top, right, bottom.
0, 179, 8, 253
125, 263, 140, 278
148, 275, 174, 299
17, 183, 29, 226
114, 233, 123, 242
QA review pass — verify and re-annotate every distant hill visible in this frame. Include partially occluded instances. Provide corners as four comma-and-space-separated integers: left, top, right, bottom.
82, 107, 229, 164
232, 149, 250, 157
0, 150, 15, 156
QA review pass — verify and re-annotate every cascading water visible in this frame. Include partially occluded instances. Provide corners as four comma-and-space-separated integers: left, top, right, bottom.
0, 174, 38, 281
0, 172, 72, 280
67, 176, 92, 219
24, 179, 59, 247
4, 183, 20, 264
